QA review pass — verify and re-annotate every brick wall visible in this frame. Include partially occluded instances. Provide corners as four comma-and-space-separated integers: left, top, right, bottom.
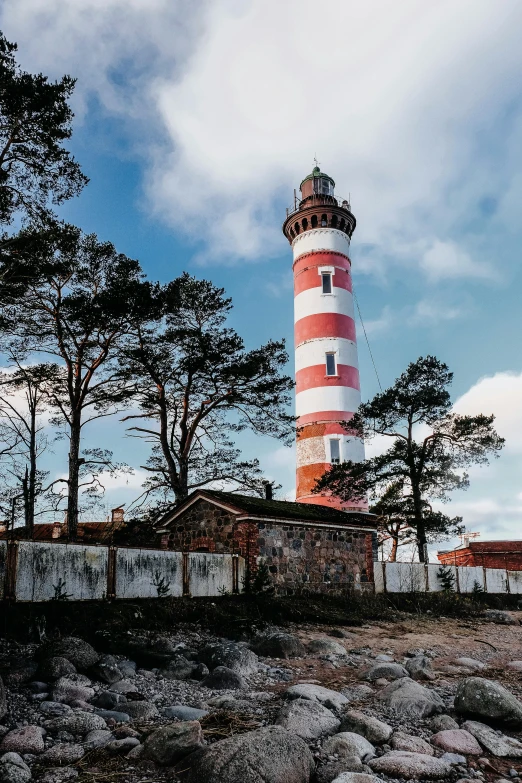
438, 541, 522, 571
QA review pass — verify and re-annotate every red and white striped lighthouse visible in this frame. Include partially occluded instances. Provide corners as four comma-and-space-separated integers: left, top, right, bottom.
283, 166, 365, 510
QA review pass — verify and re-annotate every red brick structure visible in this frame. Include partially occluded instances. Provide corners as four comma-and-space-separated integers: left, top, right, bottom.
156, 490, 377, 594
0, 507, 125, 543
438, 540, 522, 571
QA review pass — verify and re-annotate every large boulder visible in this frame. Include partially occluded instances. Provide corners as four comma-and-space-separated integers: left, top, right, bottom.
253, 632, 306, 659
390, 732, 434, 755
90, 655, 122, 685
317, 758, 364, 783
285, 684, 348, 712
483, 609, 517, 625
430, 729, 482, 755
454, 677, 522, 726
38, 657, 76, 682
52, 677, 94, 705
307, 638, 347, 656
453, 658, 486, 671
198, 642, 258, 677
90, 691, 127, 711
275, 698, 339, 740
365, 663, 408, 682
200, 666, 246, 690
405, 656, 435, 681
376, 677, 444, 718
144, 722, 204, 765
339, 710, 392, 744
39, 638, 99, 670
430, 715, 459, 732
369, 751, 453, 780
40, 745, 85, 765
44, 711, 107, 736
0, 753, 31, 783
173, 725, 313, 783
322, 732, 375, 761
462, 720, 522, 757
122, 702, 159, 721
0, 727, 45, 755
159, 655, 199, 681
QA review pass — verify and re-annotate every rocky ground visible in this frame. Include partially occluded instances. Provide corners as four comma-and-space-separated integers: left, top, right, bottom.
0, 606, 521, 783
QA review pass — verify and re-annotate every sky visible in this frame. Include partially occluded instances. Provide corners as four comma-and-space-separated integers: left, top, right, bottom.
1, 0, 522, 557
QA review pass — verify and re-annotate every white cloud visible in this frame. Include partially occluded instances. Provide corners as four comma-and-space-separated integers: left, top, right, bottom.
3, 0, 522, 269
360, 305, 394, 337
409, 298, 464, 325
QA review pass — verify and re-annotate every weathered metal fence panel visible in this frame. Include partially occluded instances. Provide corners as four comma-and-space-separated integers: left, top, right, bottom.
374, 562, 520, 594
508, 571, 522, 594
457, 566, 484, 593
385, 562, 425, 593
15, 542, 108, 602
188, 553, 234, 597
115, 549, 183, 599
374, 562, 385, 594
484, 568, 508, 594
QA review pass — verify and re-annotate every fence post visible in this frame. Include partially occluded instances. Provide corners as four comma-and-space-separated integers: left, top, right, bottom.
455, 565, 460, 594
382, 562, 387, 594
106, 546, 117, 600
424, 563, 429, 592
483, 565, 487, 593
182, 552, 190, 596
232, 554, 239, 594
3, 540, 18, 601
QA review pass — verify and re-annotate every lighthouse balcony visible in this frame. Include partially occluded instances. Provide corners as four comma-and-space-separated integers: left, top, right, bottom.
285, 193, 352, 219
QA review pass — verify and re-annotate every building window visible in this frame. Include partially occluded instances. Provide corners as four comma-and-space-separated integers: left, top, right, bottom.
330, 439, 341, 464
321, 214, 327, 227
321, 272, 332, 294
325, 352, 336, 376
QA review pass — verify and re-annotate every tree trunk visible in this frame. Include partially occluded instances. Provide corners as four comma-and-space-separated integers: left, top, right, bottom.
389, 535, 398, 562
26, 404, 37, 536
411, 479, 427, 562
67, 413, 81, 540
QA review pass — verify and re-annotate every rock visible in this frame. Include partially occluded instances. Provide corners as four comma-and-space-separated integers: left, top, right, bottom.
198, 642, 258, 677
308, 638, 347, 656
90, 656, 122, 685
29, 681, 49, 694
329, 629, 357, 639
105, 738, 140, 755
341, 685, 374, 702
462, 720, 522, 757
117, 660, 137, 678
90, 691, 127, 710
39, 769, 78, 783
390, 731, 434, 755
369, 751, 453, 779
159, 655, 199, 681
5, 663, 38, 687
322, 732, 375, 761
173, 725, 313, 783
126, 743, 144, 759
44, 712, 107, 736
317, 759, 365, 783
107, 680, 136, 694
285, 684, 349, 712
144, 722, 204, 765
40, 745, 85, 765
254, 632, 306, 659
162, 705, 209, 721
0, 753, 31, 783
507, 661, 522, 672
376, 677, 444, 718
93, 710, 130, 724
39, 638, 99, 670
339, 710, 392, 744
122, 701, 159, 720
52, 678, 94, 705
454, 658, 486, 671
275, 698, 339, 740
431, 714, 459, 731
83, 730, 113, 749
483, 610, 517, 625
0, 728, 44, 756
38, 658, 77, 682
200, 666, 246, 690
39, 702, 72, 718
440, 753, 466, 765
365, 663, 408, 682
405, 656, 435, 681
431, 729, 482, 755
455, 678, 522, 726
330, 775, 380, 783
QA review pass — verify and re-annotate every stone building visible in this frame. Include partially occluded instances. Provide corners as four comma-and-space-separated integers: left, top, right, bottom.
438, 540, 522, 571
156, 489, 377, 594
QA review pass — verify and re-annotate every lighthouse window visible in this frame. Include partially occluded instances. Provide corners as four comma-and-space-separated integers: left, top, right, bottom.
330, 439, 341, 464
321, 272, 332, 294
325, 352, 336, 376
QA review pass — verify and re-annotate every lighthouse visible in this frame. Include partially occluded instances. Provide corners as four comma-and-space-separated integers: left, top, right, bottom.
282, 166, 365, 510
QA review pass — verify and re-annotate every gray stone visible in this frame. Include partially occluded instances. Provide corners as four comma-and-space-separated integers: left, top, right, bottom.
369, 751, 453, 779
117, 660, 136, 678
90, 691, 127, 710
93, 710, 130, 723
201, 666, 246, 690
38, 658, 77, 682
126, 743, 144, 759
308, 638, 347, 656
173, 725, 313, 783
322, 732, 375, 761
0, 753, 31, 783
285, 684, 348, 712
83, 730, 113, 749
454, 658, 486, 671
90, 656, 122, 685
330, 775, 380, 783
39, 638, 99, 670
483, 610, 517, 625
390, 731, 434, 755
40, 745, 85, 765
0, 728, 44, 756
455, 678, 522, 726
341, 685, 374, 702
405, 655, 435, 681
317, 759, 364, 783
122, 701, 159, 720
52, 678, 94, 705
431, 714, 459, 732
462, 720, 522, 757
254, 632, 306, 659
106, 679, 136, 694
507, 661, 522, 672
105, 737, 140, 755
431, 730, 482, 755
159, 655, 198, 681
440, 753, 466, 765
29, 682, 49, 694
199, 642, 258, 677
339, 710, 392, 744
38, 769, 78, 783
376, 677, 444, 718
365, 663, 408, 682
162, 705, 209, 721
39, 702, 72, 718
44, 711, 107, 736
144, 722, 204, 765
275, 698, 339, 740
